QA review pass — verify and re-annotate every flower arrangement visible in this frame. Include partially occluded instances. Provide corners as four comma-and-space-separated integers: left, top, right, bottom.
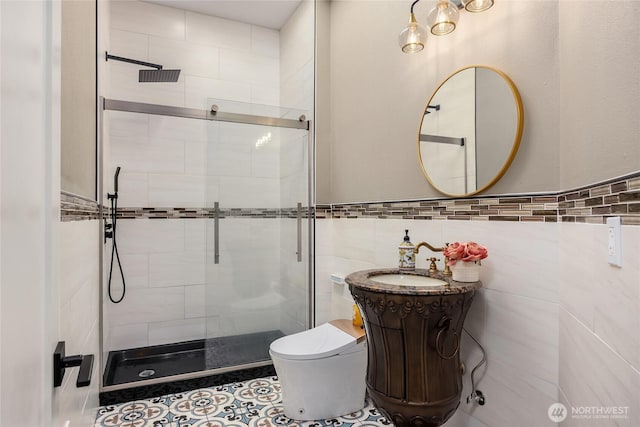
443, 241, 488, 266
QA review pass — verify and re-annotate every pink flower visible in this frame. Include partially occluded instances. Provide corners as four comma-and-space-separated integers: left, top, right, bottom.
444, 241, 488, 266
461, 242, 488, 262
443, 242, 466, 261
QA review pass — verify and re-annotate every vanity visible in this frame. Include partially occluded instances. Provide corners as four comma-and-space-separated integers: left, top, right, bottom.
346, 269, 481, 427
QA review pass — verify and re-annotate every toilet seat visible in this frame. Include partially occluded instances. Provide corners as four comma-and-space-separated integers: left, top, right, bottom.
270, 323, 358, 360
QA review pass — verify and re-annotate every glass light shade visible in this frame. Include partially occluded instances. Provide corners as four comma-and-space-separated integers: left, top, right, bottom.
427, 0, 460, 36
398, 13, 427, 53
462, 0, 494, 13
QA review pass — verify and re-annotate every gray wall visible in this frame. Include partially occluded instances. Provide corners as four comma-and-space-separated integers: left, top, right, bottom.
317, 1, 639, 204
558, 1, 640, 189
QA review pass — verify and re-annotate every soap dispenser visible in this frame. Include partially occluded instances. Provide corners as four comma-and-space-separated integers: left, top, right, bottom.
399, 229, 416, 271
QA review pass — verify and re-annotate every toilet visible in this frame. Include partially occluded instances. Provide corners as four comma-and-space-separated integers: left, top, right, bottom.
269, 319, 367, 421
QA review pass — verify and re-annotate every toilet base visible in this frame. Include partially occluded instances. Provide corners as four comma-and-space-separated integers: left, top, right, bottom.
271, 345, 367, 421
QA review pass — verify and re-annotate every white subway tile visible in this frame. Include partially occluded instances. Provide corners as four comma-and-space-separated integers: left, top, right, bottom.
469, 358, 558, 427
205, 176, 220, 207
251, 139, 280, 178
219, 49, 279, 87
149, 114, 209, 143
184, 284, 205, 319
107, 110, 149, 139
443, 221, 560, 303
184, 75, 251, 109
105, 286, 185, 326
149, 36, 219, 79
207, 141, 252, 177
184, 219, 206, 252
186, 11, 250, 51
111, 0, 185, 41
559, 309, 640, 426
149, 251, 206, 287
105, 323, 148, 352
110, 136, 184, 174
115, 218, 185, 254
251, 84, 280, 106
330, 219, 377, 264
105, 253, 148, 291
185, 142, 206, 176
113, 172, 148, 206
219, 176, 280, 208
109, 29, 149, 62
148, 318, 205, 346
561, 224, 640, 371
482, 289, 559, 387
147, 174, 206, 207
251, 25, 279, 58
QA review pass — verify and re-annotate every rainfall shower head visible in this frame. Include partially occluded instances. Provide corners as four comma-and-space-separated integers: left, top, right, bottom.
139, 68, 181, 83
106, 52, 181, 83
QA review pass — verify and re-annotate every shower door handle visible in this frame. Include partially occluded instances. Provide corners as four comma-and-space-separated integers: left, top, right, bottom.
214, 202, 220, 264
296, 202, 302, 262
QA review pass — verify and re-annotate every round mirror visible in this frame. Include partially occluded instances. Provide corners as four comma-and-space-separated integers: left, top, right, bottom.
418, 66, 524, 196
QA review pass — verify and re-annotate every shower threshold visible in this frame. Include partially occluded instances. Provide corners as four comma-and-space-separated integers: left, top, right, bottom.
103, 330, 284, 387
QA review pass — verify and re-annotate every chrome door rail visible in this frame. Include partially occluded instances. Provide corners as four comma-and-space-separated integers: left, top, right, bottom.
103, 98, 309, 130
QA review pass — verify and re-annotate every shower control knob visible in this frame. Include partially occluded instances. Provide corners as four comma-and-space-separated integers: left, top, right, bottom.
104, 223, 113, 240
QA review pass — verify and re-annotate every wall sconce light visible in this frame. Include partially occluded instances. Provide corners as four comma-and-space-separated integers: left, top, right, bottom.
399, 0, 494, 53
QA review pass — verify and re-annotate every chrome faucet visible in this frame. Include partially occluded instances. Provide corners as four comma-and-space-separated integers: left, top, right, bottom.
414, 241, 452, 276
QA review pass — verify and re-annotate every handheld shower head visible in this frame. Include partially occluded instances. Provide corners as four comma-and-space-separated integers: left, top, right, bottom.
114, 167, 121, 194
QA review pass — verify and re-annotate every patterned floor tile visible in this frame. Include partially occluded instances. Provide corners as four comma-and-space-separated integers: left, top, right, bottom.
95, 397, 172, 427
356, 400, 392, 426
96, 376, 391, 427
170, 388, 233, 419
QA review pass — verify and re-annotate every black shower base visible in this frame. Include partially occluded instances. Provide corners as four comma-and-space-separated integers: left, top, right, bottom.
102, 330, 283, 398
99, 364, 277, 406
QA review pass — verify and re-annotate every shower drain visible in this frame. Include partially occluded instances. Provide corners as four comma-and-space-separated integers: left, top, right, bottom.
138, 369, 156, 378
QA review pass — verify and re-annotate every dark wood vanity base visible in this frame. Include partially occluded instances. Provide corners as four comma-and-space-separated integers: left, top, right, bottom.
347, 269, 480, 427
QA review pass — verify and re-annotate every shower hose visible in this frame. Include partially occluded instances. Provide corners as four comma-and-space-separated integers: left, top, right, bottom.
107, 193, 126, 303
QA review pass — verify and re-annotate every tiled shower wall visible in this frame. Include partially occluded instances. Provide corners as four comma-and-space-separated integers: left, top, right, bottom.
315, 173, 640, 427
104, 1, 313, 354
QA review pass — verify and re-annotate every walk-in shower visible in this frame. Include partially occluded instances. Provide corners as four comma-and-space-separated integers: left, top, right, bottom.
99, 97, 313, 398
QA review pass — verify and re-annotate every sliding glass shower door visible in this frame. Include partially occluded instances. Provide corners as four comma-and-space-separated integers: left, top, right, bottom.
101, 98, 312, 389
203, 99, 311, 370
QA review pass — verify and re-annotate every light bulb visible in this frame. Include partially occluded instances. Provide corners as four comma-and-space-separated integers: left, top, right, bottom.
462, 0, 494, 13
398, 12, 427, 53
427, 0, 459, 36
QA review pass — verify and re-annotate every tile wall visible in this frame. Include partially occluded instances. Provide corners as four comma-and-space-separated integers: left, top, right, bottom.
316, 173, 640, 427
104, 0, 314, 354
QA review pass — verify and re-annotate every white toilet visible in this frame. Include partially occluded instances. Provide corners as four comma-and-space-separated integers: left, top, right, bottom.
269, 320, 367, 421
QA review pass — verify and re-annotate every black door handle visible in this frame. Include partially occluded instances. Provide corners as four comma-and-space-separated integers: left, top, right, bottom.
53, 341, 94, 387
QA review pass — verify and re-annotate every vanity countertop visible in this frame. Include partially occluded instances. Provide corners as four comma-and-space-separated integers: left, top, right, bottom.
345, 268, 482, 296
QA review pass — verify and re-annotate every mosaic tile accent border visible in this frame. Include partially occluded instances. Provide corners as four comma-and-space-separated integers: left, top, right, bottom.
107, 207, 311, 220
62, 172, 640, 225
319, 172, 640, 226
61, 192, 100, 222
96, 375, 391, 427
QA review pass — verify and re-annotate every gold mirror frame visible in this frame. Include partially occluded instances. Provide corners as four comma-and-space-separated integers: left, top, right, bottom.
417, 65, 524, 197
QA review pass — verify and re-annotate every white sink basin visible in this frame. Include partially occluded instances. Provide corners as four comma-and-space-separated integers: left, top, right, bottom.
370, 274, 447, 287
